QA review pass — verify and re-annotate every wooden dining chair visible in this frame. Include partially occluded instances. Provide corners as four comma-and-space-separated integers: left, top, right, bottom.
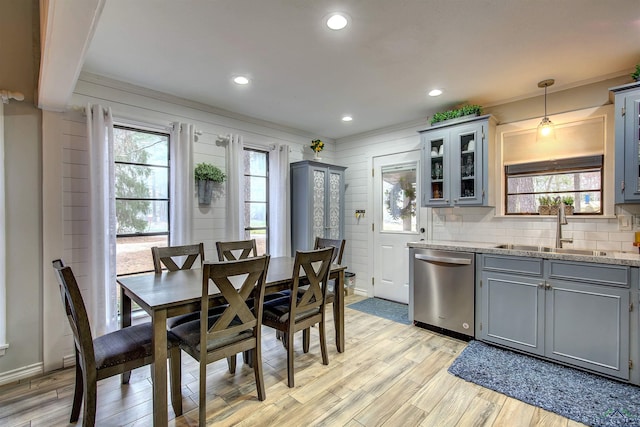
311, 237, 346, 350
51, 260, 183, 427
152, 243, 239, 373
216, 239, 258, 261
277, 237, 346, 352
152, 243, 217, 329
169, 256, 270, 426
262, 247, 334, 388
151, 242, 205, 274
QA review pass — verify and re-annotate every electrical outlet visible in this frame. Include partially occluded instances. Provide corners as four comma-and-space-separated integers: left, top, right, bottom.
618, 215, 632, 231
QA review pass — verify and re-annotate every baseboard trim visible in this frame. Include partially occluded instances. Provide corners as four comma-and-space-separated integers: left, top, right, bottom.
63, 353, 75, 369
0, 362, 43, 386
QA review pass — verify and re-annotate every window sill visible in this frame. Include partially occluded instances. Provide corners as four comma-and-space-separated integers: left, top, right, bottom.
493, 214, 616, 219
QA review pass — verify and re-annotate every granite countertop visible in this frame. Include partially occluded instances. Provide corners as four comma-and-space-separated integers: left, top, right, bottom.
407, 240, 640, 267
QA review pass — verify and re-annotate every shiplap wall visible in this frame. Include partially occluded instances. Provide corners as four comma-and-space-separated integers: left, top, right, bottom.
42, 73, 338, 371
337, 120, 427, 297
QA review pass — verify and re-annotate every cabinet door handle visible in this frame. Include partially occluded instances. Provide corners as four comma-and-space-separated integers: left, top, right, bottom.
538, 282, 545, 289
545, 283, 552, 290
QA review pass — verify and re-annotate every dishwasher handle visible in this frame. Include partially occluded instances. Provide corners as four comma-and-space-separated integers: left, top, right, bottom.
415, 253, 472, 265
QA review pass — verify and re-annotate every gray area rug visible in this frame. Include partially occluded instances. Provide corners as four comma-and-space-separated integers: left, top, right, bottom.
347, 297, 410, 325
448, 340, 640, 427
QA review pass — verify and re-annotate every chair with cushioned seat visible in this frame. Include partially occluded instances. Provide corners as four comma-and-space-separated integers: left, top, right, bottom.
216, 239, 282, 367
310, 237, 346, 349
262, 247, 333, 388
152, 243, 238, 373
151, 243, 214, 330
278, 237, 346, 351
169, 256, 270, 426
51, 259, 182, 427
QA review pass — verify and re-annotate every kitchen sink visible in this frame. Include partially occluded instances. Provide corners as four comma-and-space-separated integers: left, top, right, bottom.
494, 244, 543, 251
551, 247, 608, 256
495, 244, 608, 257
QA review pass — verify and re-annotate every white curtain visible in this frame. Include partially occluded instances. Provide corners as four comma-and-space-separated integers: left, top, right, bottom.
170, 122, 194, 245
269, 144, 290, 257
225, 134, 244, 241
86, 104, 117, 336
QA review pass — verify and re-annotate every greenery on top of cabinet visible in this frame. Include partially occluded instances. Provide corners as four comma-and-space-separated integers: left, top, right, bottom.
430, 104, 483, 125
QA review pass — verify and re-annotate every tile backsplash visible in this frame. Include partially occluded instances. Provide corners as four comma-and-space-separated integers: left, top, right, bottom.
428, 205, 640, 253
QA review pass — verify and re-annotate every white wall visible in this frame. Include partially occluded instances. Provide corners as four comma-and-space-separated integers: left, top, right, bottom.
0, 0, 44, 383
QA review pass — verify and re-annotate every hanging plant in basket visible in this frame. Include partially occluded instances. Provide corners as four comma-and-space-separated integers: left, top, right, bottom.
194, 162, 225, 205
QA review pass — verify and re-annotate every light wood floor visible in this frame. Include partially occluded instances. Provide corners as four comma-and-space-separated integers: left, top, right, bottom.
0, 295, 586, 426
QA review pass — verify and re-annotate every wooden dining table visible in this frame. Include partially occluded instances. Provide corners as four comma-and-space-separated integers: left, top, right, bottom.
117, 256, 347, 427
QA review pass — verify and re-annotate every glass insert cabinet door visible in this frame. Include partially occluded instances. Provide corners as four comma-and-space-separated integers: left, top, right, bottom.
327, 170, 342, 239
423, 130, 450, 206
312, 168, 344, 240
312, 169, 326, 239
458, 131, 477, 201
633, 97, 640, 193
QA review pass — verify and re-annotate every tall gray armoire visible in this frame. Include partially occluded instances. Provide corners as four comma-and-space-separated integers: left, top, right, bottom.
290, 160, 346, 254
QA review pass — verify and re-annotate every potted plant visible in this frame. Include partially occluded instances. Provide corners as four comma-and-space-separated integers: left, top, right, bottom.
430, 104, 483, 125
194, 162, 225, 205
538, 196, 551, 215
632, 64, 640, 82
310, 139, 324, 160
562, 196, 574, 216
549, 197, 561, 215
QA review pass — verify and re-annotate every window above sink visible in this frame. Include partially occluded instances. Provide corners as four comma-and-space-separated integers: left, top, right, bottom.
505, 156, 603, 216
494, 105, 615, 217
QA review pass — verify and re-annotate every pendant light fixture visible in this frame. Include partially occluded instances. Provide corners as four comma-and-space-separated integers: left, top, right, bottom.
536, 79, 556, 141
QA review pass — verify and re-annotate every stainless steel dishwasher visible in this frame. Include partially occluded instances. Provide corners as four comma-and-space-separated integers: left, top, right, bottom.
410, 248, 475, 338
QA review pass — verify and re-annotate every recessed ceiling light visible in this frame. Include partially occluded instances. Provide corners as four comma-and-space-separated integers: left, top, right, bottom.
233, 76, 250, 85
342, 115, 353, 122
429, 89, 443, 97
326, 13, 348, 30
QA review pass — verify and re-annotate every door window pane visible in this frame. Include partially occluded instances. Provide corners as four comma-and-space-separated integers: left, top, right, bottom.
382, 164, 417, 232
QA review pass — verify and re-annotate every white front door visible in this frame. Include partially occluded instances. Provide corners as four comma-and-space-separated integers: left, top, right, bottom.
372, 151, 421, 303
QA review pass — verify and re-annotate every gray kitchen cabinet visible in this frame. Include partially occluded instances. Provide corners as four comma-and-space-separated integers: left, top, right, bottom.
290, 160, 346, 255
478, 255, 545, 356
419, 115, 496, 207
478, 254, 631, 380
545, 260, 630, 379
611, 81, 640, 203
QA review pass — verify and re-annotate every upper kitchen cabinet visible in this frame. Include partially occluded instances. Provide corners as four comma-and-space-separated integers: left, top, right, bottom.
419, 115, 496, 207
290, 160, 346, 254
612, 81, 640, 203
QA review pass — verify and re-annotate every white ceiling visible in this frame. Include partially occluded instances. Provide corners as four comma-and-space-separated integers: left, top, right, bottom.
76, 0, 640, 139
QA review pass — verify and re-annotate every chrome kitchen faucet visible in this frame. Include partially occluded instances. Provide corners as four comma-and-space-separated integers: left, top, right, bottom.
556, 198, 573, 249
